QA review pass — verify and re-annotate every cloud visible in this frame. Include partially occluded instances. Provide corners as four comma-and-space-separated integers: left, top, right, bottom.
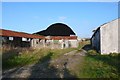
33, 16, 39, 19
58, 16, 67, 21
48, 16, 67, 21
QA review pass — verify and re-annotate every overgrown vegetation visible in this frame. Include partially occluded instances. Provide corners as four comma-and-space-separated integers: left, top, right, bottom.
2, 48, 76, 70
87, 50, 99, 55
2, 41, 120, 78
76, 51, 120, 78
69, 41, 120, 78
77, 40, 90, 49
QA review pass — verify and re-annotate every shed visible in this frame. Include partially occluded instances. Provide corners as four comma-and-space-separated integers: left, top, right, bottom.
91, 18, 120, 54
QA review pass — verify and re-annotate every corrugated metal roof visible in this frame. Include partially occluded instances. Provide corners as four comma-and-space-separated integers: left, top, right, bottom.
0, 29, 77, 40
0, 29, 45, 39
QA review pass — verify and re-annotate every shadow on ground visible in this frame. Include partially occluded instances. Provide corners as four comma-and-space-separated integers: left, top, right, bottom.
2, 50, 77, 79
2, 48, 34, 70
28, 52, 75, 78
2, 49, 21, 60
82, 44, 92, 52
82, 44, 120, 77
82, 44, 119, 70
88, 54, 120, 77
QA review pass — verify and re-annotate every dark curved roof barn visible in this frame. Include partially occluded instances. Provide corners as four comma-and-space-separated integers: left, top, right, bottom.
35, 23, 76, 36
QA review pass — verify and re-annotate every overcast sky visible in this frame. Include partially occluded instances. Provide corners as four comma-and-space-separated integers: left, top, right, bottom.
2, 2, 118, 38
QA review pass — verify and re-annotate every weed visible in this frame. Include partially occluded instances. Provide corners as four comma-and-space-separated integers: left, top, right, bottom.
2, 48, 76, 69
87, 50, 99, 55
78, 54, 119, 78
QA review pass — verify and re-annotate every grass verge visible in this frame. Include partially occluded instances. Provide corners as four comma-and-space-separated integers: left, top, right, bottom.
2, 48, 76, 70
76, 53, 120, 78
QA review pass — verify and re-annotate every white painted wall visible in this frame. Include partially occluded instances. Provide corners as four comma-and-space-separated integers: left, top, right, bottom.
31, 39, 45, 48
100, 19, 118, 54
31, 38, 78, 49
118, 19, 120, 53
69, 40, 78, 48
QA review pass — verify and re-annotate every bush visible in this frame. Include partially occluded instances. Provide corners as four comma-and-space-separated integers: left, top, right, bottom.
87, 50, 99, 56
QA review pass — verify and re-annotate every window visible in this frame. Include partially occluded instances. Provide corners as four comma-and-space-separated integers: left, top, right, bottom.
39, 39, 41, 42
36, 42, 39, 44
9, 37, 13, 41
22, 37, 27, 41
27, 38, 31, 41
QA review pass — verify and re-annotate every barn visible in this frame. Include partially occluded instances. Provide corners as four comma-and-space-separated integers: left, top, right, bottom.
0, 28, 78, 49
34, 23, 78, 49
34, 23, 76, 36
91, 18, 120, 54
0, 29, 45, 48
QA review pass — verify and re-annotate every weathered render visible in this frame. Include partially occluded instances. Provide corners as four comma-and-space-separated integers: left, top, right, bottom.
91, 18, 119, 54
100, 19, 118, 54
118, 19, 120, 53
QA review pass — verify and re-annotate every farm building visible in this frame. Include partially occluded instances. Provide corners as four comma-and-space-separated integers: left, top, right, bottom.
91, 18, 120, 54
34, 23, 76, 36
0, 29, 45, 48
0, 29, 78, 49
34, 23, 79, 49
43, 36, 78, 49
